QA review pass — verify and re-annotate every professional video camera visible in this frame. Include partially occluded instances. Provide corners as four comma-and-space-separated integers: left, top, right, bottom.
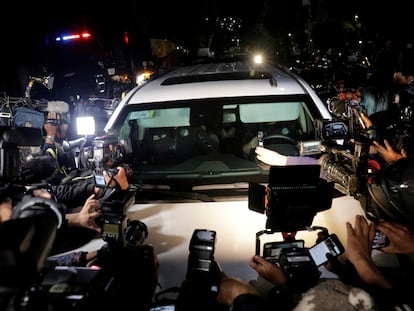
318, 87, 413, 198
0, 124, 48, 205
249, 165, 334, 234
248, 165, 334, 294
176, 229, 223, 311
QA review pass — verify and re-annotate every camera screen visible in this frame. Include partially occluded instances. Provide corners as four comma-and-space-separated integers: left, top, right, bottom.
95, 174, 106, 186
103, 223, 119, 234
263, 240, 304, 264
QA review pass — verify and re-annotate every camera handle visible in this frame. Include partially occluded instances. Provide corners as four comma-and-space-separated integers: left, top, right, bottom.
255, 226, 329, 256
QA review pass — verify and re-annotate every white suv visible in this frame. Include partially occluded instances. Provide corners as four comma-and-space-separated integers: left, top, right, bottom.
105, 59, 332, 189
98, 57, 365, 294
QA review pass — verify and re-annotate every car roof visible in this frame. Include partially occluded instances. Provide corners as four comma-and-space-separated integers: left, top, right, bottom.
106, 60, 331, 130
131, 62, 308, 103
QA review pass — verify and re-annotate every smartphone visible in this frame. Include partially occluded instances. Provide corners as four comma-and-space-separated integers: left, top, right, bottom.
263, 240, 305, 265
308, 234, 344, 267
372, 230, 390, 249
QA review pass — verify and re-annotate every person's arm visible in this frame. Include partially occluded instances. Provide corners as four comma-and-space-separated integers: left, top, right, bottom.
255, 146, 319, 166
346, 215, 392, 288
358, 111, 407, 162
216, 271, 269, 311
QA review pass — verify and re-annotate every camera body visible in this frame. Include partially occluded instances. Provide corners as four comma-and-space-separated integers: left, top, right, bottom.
278, 247, 320, 292
93, 134, 124, 169
186, 229, 217, 280
249, 165, 334, 233
99, 187, 135, 243
176, 229, 221, 311
0, 126, 43, 182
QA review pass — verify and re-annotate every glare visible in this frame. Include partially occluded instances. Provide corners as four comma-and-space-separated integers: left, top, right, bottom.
136, 73, 146, 84
76, 116, 95, 136
136, 70, 153, 84
55, 32, 92, 42
253, 54, 263, 64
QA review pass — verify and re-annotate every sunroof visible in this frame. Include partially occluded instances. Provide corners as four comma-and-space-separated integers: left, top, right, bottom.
161, 71, 275, 85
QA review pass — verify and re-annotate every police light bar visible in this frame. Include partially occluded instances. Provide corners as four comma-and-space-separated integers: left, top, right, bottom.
55, 32, 92, 42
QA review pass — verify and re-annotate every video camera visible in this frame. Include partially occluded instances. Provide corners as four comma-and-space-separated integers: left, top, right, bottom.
249, 165, 334, 234
0, 125, 47, 206
248, 164, 334, 294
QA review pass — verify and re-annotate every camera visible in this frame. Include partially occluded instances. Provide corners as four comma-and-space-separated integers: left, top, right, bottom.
98, 187, 135, 243
249, 165, 334, 233
0, 126, 43, 182
248, 164, 335, 294
176, 229, 221, 311
0, 196, 64, 310
39, 219, 157, 311
278, 246, 320, 292
186, 229, 218, 280
92, 134, 124, 169
262, 240, 305, 265
93, 167, 118, 188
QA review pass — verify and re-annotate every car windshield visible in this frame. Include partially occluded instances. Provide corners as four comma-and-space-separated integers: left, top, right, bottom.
108, 95, 321, 191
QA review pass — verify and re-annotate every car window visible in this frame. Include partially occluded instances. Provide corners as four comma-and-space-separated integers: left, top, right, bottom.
116, 99, 316, 167
239, 102, 301, 123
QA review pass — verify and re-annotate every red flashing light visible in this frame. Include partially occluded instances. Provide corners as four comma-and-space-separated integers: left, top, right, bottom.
123, 31, 129, 44
81, 32, 92, 39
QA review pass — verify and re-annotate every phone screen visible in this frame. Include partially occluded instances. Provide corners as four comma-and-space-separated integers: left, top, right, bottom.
372, 230, 390, 249
308, 234, 344, 266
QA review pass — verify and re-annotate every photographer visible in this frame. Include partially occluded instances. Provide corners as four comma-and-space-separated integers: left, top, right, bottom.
1, 189, 160, 311
33, 165, 131, 256
41, 110, 76, 185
